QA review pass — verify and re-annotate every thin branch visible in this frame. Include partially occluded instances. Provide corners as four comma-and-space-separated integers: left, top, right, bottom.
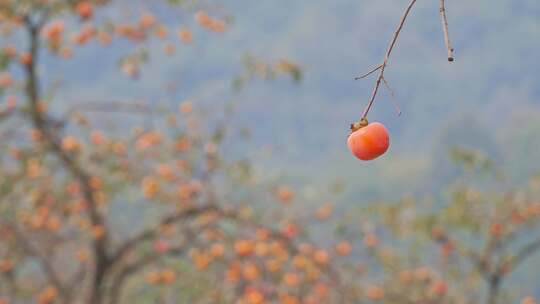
66, 101, 152, 117
381, 77, 402, 116
360, 0, 418, 120
439, 0, 455, 61
3, 223, 68, 302
107, 244, 189, 304
505, 234, 540, 271
355, 64, 383, 80
109, 205, 222, 265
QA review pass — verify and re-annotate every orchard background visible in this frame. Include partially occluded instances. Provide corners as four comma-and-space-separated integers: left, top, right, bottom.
0, 0, 539, 303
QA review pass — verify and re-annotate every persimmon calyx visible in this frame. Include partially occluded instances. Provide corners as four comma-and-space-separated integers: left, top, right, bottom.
350, 118, 369, 133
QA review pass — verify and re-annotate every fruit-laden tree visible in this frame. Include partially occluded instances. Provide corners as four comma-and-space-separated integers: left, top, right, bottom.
0, 1, 539, 304
0, 1, 308, 303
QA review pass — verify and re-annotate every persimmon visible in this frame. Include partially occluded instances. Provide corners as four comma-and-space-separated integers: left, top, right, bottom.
153, 239, 170, 254
283, 272, 300, 286
76, 249, 90, 262
430, 280, 448, 296
314, 282, 329, 297
242, 263, 260, 281
275, 185, 294, 203
235, 239, 255, 257
195, 11, 212, 28
399, 270, 414, 284
335, 241, 352, 256
146, 270, 161, 285
281, 221, 299, 238
0, 73, 13, 88
6, 95, 17, 109
522, 297, 537, 304
414, 266, 432, 281
37, 286, 58, 304
19, 52, 32, 65
139, 12, 156, 29
46, 216, 61, 232
178, 28, 193, 43
244, 289, 264, 304
154, 24, 168, 39
0, 259, 14, 272
280, 294, 300, 304
41, 21, 64, 41
315, 203, 333, 220
490, 222, 504, 237
265, 259, 282, 273
313, 249, 329, 265
91, 225, 106, 239
97, 31, 112, 46
366, 285, 384, 301
363, 233, 379, 248
61, 136, 80, 152
209, 243, 225, 257
75, 1, 94, 20
255, 241, 269, 256
161, 269, 176, 284
164, 43, 176, 55
179, 101, 193, 114
3, 44, 16, 57
347, 120, 389, 160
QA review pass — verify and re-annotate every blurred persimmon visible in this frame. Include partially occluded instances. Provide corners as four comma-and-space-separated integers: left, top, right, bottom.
75, 1, 94, 20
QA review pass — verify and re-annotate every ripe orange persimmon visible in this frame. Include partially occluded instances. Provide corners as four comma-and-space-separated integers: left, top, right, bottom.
347, 120, 389, 160
522, 297, 537, 304
431, 280, 448, 296
75, 1, 94, 20
366, 285, 385, 301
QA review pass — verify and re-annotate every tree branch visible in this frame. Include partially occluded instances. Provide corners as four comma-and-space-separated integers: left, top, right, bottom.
356, 0, 455, 122
109, 204, 223, 266
107, 237, 196, 304
439, 0, 455, 61
359, 0, 418, 121
505, 234, 540, 273
355, 64, 383, 80
22, 17, 110, 304
2, 223, 68, 302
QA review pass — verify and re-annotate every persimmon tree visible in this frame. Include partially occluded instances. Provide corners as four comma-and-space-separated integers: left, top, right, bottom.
359, 149, 540, 304
0, 1, 307, 304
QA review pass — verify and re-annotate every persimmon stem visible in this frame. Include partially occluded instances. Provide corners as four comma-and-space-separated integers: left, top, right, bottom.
360, 0, 418, 121
440, 0, 455, 61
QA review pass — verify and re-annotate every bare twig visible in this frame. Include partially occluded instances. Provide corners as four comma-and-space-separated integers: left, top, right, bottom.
439, 0, 455, 61
66, 101, 152, 117
109, 205, 223, 266
359, 0, 418, 120
355, 64, 383, 80
2, 223, 68, 302
107, 242, 192, 304
505, 234, 540, 272
356, 0, 455, 121
381, 77, 402, 116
